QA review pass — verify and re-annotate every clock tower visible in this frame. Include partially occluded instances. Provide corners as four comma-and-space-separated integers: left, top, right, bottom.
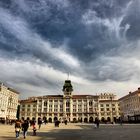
62, 80, 73, 96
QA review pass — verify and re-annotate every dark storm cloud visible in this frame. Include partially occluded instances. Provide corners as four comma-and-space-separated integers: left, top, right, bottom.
0, 0, 132, 61
0, 0, 140, 98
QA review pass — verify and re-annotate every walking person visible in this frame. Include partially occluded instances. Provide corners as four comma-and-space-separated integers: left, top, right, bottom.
38, 118, 42, 129
33, 124, 37, 136
94, 118, 100, 128
64, 120, 67, 125
15, 120, 21, 139
22, 120, 29, 139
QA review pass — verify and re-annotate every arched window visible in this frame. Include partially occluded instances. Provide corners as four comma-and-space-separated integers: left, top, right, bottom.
89, 101, 93, 106
66, 102, 70, 107
44, 101, 47, 106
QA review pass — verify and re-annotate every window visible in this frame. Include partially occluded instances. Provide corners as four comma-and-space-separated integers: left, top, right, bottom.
78, 105, 81, 108
73, 113, 76, 116
44, 102, 47, 106
27, 113, 30, 116
59, 100, 63, 103
60, 113, 63, 116
60, 108, 63, 112
73, 109, 76, 112
66, 102, 70, 107
100, 104, 104, 107
44, 108, 47, 112
89, 108, 93, 112
112, 108, 115, 111
60, 105, 63, 108
66, 108, 70, 112
78, 109, 82, 112
106, 104, 109, 107
27, 105, 30, 107
84, 105, 87, 108
73, 100, 76, 102
73, 105, 76, 108
101, 113, 104, 116
89, 101, 92, 106
106, 108, 110, 111
101, 108, 104, 111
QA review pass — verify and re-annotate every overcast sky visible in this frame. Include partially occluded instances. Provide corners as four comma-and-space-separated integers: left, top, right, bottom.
0, 0, 140, 99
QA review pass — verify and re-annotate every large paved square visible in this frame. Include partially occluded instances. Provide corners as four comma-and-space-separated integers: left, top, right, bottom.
0, 123, 140, 140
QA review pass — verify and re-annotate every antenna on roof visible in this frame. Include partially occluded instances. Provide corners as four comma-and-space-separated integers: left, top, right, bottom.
67, 73, 70, 80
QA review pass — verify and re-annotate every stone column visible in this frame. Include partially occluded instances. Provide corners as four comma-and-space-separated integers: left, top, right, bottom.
82, 99, 84, 122
63, 98, 66, 121
41, 99, 44, 116
76, 100, 78, 120
47, 100, 49, 120
70, 98, 73, 122
36, 100, 39, 122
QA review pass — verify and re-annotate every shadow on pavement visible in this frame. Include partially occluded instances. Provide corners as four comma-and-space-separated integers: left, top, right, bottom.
1, 124, 140, 140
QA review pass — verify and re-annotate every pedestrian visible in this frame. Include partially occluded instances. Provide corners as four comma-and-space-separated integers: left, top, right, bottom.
15, 120, 21, 139
94, 118, 100, 128
22, 120, 29, 139
38, 118, 42, 129
33, 124, 37, 136
64, 120, 67, 125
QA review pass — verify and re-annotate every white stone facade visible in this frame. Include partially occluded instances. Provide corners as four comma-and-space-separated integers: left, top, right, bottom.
0, 83, 19, 122
19, 80, 120, 123
119, 88, 140, 122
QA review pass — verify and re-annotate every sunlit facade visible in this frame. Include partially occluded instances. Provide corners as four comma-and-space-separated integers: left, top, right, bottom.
20, 80, 120, 123
119, 87, 140, 122
0, 83, 19, 122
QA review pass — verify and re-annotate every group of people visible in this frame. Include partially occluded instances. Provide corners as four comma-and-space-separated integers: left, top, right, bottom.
15, 119, 37, 139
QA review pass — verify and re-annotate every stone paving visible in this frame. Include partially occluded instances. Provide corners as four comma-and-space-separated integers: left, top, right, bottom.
0, 123, 140, 140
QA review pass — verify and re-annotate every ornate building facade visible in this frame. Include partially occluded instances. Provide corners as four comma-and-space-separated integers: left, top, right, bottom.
119, 87, 140, 122
99, 93, 120, 123
20, 80, 120, 123
0, 83, 19, 122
